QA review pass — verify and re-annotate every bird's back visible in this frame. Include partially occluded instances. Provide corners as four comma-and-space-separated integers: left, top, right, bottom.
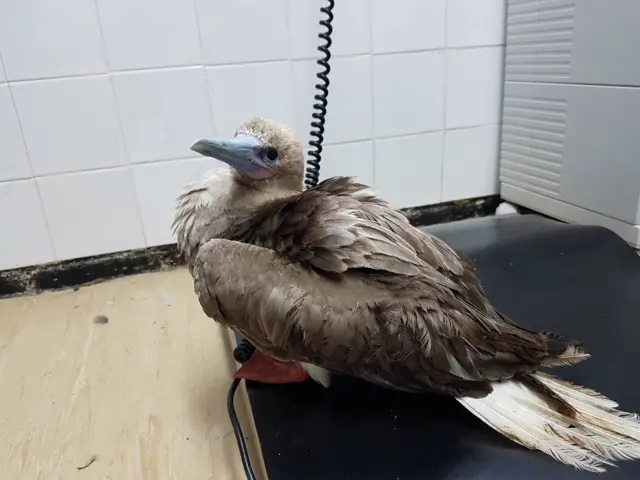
206, 177, 587, 396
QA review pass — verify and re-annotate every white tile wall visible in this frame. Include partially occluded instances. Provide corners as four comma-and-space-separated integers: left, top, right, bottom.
373, 51, 445, 138
11, 76, 127, 176
0, 181, 55, 270
112, 67, 214, 163
96, 0, 201, 71
445, 47, 505, 129
294, 56, 373, 146
315, 141, 375, 187
0, 0, 107, 81
37, 169, 145, 261
196, 0, 289, 65
287, 0, 370, 59
447, 0, 506, 48
0, 86, 30, 181
372, 0, 446, 54
375, 133, 444, 209
133, 158, 219, 247
207, 62, 296, 137
442, 125, 500, 201
0, 0, 507, 270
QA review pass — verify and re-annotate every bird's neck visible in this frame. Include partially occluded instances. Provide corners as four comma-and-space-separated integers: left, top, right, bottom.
172, 167, 299, 269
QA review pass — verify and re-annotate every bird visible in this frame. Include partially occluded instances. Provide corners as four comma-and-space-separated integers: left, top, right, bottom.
173, 117, 640, 472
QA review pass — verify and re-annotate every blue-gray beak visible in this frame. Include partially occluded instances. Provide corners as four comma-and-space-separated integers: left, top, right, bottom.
190, 135, 273, 178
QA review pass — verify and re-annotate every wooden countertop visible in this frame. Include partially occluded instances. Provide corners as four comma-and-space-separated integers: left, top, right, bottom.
0, 268, 266, 479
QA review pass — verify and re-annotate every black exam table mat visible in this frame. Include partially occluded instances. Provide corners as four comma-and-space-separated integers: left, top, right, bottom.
241, 214, 640, 479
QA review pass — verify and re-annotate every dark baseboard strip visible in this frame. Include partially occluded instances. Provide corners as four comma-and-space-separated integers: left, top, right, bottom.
402, 194, 502, 226
0, 245, 184, 298
0, 194, 501, 298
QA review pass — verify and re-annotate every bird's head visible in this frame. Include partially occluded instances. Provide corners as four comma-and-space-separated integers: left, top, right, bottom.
190, 117, 304, 190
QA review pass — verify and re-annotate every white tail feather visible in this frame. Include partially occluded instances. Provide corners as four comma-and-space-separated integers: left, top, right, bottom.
457, 374, 640, 472
542, 345, 591, 368
536, 374, 640, 442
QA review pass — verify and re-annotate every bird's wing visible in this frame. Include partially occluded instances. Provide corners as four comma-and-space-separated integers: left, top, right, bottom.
231, 177, 494, 316
195, 178, 582, 394
194, 239, 567, 395
321, 177, 466, 275
317, 177, 496, 316
229, 177, 458, 286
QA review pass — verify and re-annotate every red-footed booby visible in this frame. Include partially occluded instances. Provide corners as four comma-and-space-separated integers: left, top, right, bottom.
173, 117, 640, 472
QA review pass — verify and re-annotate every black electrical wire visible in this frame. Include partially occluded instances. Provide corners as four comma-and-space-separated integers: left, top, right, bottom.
228, 2, 335, 478
228, 339, 257, 479
227, 377, 257, 480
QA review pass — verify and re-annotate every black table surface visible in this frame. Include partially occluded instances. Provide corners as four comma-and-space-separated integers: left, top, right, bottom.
243, 214, 640, 479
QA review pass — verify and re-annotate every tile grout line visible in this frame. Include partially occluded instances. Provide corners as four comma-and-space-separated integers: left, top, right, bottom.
282, 0, 297, 149
2, 45, 509, 85
0, 49, 59, 262
190, 0, 218, 138
439, 0, 450, 203
91, 0, 148, 248
190, 0, 207, 68
0, 5, 511, 270
368, 1, 376, 188
0, 125, 503, 186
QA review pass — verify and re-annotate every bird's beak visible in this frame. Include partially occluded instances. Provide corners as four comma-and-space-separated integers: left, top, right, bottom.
190, 135, 273, 179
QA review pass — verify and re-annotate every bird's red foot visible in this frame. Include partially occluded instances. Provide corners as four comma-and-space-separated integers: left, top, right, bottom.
234, 350, 310, 384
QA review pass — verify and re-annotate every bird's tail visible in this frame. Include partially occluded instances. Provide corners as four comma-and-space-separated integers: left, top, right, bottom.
456, 373, 640, 472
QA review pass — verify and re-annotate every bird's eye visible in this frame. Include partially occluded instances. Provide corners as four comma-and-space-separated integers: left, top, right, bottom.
265, 147, 279, 162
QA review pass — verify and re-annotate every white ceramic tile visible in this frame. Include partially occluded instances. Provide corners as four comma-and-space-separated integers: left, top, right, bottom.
133, 158, 220, 246
0, 180, 55, 270
287, 0, 370, 59
311, 141, 374, 186
372, 0, 446, 54
0, 0, 106, 80
447, 0, 506, 48
446, 47, 504, 129
97, 0, 201, 70
294, 56, 372, 146
0, 85, 31, 181
37, 169, 145, 260
374, 133, 443, 209
113, 68, 214, 164
373, 51, 445, 138
207, 62, 296, 136
442, 125, 500, 201
196, 0, 289, 65
11, 76, 127, 176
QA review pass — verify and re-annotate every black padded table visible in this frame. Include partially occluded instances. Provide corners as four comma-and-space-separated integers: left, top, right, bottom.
241, 214, 640, 479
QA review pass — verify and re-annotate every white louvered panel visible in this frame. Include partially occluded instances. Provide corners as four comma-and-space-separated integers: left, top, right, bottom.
505, 0, 575, 82
501, 0, 640, 248
508, 0, 575, 16
500, 95, 566, 198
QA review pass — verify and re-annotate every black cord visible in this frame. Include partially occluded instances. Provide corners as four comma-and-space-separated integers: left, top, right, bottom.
228, 2, 336, 478
227, 377, 257, 480
305, 0, 335, 189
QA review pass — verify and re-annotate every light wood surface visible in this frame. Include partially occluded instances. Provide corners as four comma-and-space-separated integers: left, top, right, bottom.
0, 268, 266, 479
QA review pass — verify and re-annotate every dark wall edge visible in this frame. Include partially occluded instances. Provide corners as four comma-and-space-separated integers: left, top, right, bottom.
1, 195, 502, 298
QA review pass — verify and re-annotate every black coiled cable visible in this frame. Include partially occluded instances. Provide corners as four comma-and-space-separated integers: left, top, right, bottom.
305, 0, 335, 189
229, 2, 335, 479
